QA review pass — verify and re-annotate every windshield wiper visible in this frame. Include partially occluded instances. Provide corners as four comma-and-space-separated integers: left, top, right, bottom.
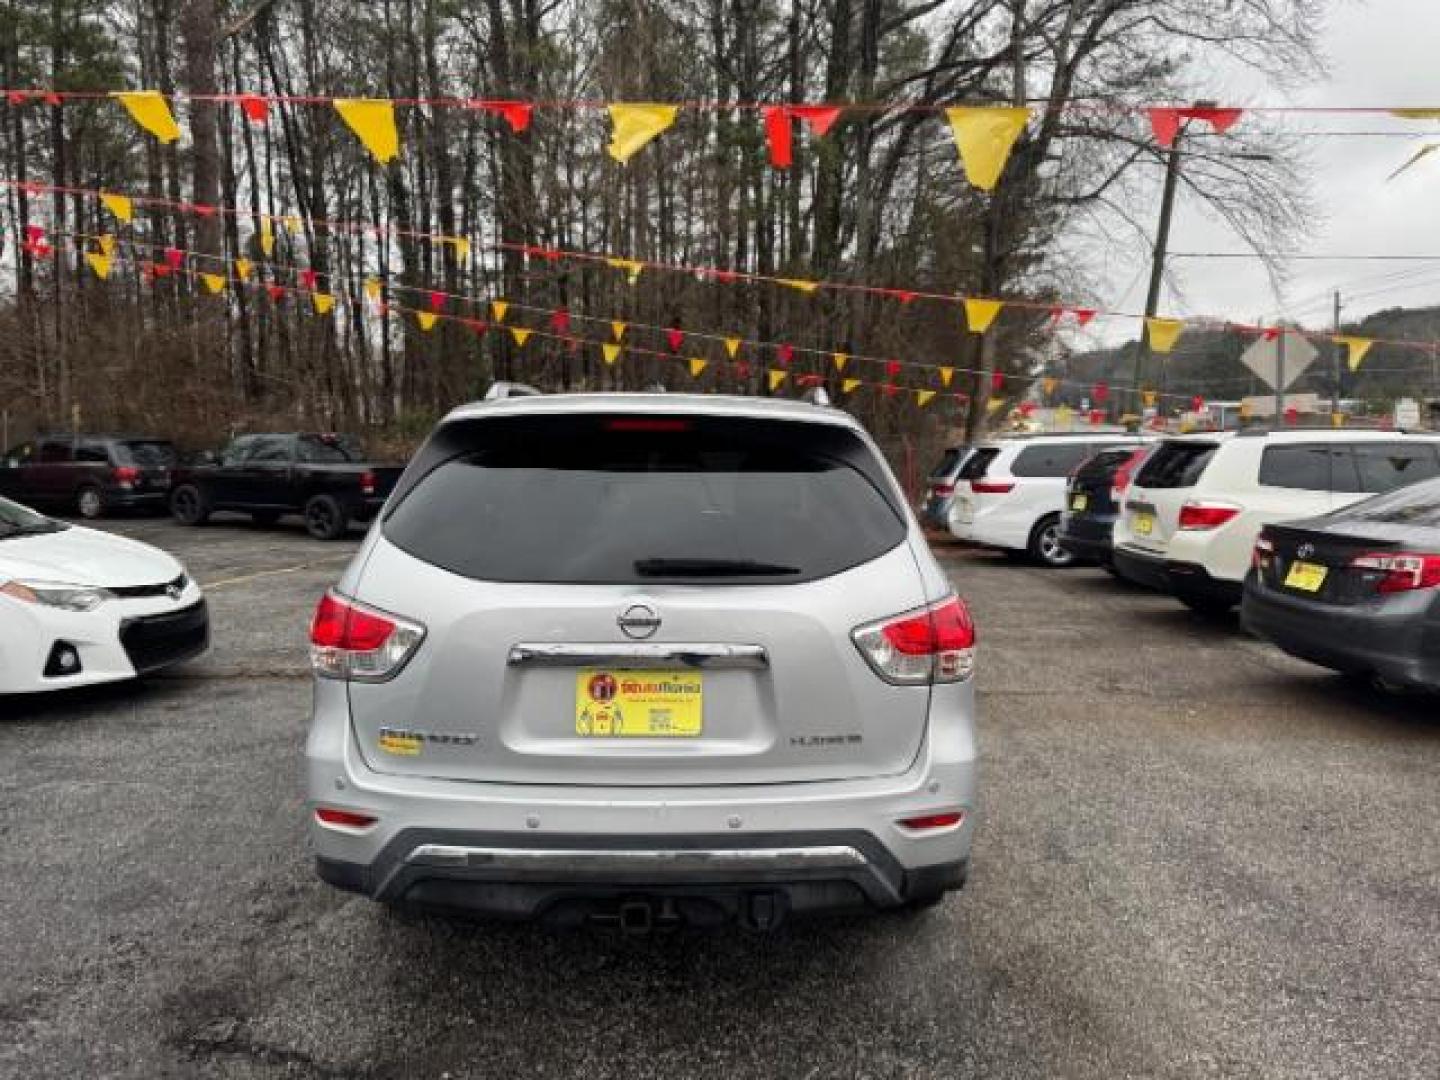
634, 557, 801, 577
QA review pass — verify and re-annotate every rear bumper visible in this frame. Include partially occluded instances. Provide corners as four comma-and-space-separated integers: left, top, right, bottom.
1112, 546, 1243, 605
105, 488, 169, 511
1241, 576, 1440, 689
1058, 514, 1115, 563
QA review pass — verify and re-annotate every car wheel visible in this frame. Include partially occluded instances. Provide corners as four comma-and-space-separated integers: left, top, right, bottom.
170, 484, 211, 525
250, 510, 282, 526
1177, 591, 1235, 618
1027, 515, 1075, 568
304, 494, 349, 541
76, 484, 104, 520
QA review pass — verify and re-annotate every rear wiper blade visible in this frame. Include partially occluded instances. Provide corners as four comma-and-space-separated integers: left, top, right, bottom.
634, 557, 801, 577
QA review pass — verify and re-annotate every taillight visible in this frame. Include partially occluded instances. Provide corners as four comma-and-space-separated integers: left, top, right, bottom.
1252, 534, 1275, 570
113, 465, 140, 486
1348, 552, 1440, 594
970, 480, 1015, 494
360, 469, 376, 496
315, 807, 378, 830
897, 811, 966, 832
1110, 448, 1145, 503
1177, 501, 1241, 531
932, 483, 955, 497
309, 590, 425, 681
852, 596, 976, 684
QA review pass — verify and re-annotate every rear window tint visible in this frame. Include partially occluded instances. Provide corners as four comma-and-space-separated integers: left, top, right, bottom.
1259, 444, 1336, 491
1351, 442, 1440, 494
1137, 442, 1218, 489
1011, 443, 1097, 477
384, 415, 907, 585
958, 447, 999, 481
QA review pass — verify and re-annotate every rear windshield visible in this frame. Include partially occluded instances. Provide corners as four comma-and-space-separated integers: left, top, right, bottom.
958, 447, 999, 481
928, 446, 967, 480
383, 415, 907, 585
298, 434, 365, 463
1076, 447, 1138, 480
1137, 441, 1219, 489
114, 440, 178, 466
1331, 477, 1440, 528
1011, 442, 1100, 478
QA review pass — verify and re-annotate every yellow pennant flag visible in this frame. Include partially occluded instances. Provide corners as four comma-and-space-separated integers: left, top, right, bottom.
200, 272, 226, 295
779, 277, 818, 294
101, 192, 133, 223
1336, 336, 1373, 370
1142, 390, 1158, 409
964, 298, 1003, 334
1056, 405, 1074, 426
491, 300, 509, 323
363, 277, 382, 301
85, 252, 111, 280
602, 343, 622, 365
832, 352, 848, 372
1331, 411, 1345, 428
233, 258, 252, 282
767, 368, 787, 392
98, 234, 116, 257
416, 311, 438, 332
1042, 376, 1058, 397
259, 222, 275, 256
688, 358, 707, 378
448, 237, 470, 263
611, 321, 627, 342
113, 91, 180, 143
842, 378, 862, 395
986, 397, 1006, 415
605, 257, 643, 284
939, 366, 954, 388
724, 337, 742, 359
607, 103, 679, 163
283, 215, 303, 236
334, 98, 400, 164
1145, 317, 1184, 354
510, 327, 531, 347
944, 106, 1030, 191
916, 390, 937, 408
311, 292, 335, 315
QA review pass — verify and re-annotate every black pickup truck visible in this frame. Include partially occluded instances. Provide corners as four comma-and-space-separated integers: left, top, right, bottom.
168, 433, 404, 540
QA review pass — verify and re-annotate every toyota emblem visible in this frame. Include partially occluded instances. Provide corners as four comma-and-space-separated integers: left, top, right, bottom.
617, 603, 661, 640
1296, 543, 1315, 559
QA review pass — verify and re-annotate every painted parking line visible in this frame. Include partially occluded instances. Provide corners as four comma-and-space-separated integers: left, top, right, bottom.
203, 555, 353, 591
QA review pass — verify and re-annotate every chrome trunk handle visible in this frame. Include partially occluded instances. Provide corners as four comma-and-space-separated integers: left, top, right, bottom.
506, 643, 769, 670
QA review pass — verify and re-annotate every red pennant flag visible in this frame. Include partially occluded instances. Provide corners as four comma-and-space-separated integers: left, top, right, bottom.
266, 284, 285, 302
468, 99, 533, 133
666, 327, 684, 353
164, 247, 184, 271
550, 308, 571, 333
1093, 381, 1109, 403
151, 261, 172, 278
797, 373, 824, 387
462, 318, 488, 335
790, 105, 842, 137
1073, 308, 1097, 327
764, 104, 844, 167
1263, 326, 1281, 341
300, 268, 318, 290
24, 224, 44, 244
889, 289, 918, 304
1191, 395, 1205, 412
22, 240, 52, 259
190, 203, 217, 218
1048, 306, 1064, 328
1019, 400, 1037, 417
883, 382, 898, 398
6, 91, 25, 106
1089, 409, 1103, 426
777, 343, 794, 366
428, 290, 446, 312
885, 359, 902, 379
992, 370, 1004, 391
1148, 106, 1243, 148
735, 361, 751, 379
709, 269, 739, 284
238, 94, 269, 124
1284, 406, 1299, 425
42, 91, 60, 106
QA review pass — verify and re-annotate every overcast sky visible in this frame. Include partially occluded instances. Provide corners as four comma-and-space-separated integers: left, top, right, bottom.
1083, 0, 1440, 348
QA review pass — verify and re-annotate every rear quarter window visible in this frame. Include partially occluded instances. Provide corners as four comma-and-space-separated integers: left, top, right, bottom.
1258, 444, 1344, 492
958, 447, 1000, 481
1137, 441, 1219, 489
383, 415, 908, 585
1011, 442, 1103, 478
115, 441, 178, 466
1351, 442, 1440, 494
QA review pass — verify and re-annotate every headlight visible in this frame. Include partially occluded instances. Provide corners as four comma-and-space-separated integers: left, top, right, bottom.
0, 580, 112, 611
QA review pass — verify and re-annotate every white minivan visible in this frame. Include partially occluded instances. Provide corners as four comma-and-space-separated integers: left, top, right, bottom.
948, 433, 1149, 566
1112, 429, 1440, 613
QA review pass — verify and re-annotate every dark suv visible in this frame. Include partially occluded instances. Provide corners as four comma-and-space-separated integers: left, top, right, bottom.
0, 434, 178, 518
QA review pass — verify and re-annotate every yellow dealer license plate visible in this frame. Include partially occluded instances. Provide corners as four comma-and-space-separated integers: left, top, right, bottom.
576, 670, 703, 737
1133, 512, 1155, 536
1071, 493, 1089, 512
1284, 560, 1328, 593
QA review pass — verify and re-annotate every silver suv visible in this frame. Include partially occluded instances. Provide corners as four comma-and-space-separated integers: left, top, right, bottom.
304, 391, 978, 930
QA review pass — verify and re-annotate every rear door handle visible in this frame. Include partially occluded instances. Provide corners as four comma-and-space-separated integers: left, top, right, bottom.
507, 643, 769, 670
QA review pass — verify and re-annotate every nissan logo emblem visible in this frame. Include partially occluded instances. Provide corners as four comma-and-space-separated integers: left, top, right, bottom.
617, 603, 661, 640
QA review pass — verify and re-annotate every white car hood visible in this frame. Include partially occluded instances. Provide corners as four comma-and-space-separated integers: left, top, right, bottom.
0, 524, 184, 588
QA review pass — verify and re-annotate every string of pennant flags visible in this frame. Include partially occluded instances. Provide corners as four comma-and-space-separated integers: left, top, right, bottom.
7, 178, 1426, 371
7, 88, 1440, 187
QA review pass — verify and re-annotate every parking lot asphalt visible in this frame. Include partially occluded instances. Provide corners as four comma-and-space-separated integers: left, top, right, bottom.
1, 516, 1437, 1080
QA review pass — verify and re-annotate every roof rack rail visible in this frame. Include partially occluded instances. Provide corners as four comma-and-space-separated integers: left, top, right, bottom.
483, 381, 544, 401
801, 387, 832, 407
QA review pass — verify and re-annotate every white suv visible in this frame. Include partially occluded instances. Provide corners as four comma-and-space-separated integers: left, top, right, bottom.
948, 433, 1149, 566
1113, 429, 1440, 614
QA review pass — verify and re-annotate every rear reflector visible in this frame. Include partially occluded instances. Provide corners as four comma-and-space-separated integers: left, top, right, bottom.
852, 595, 976, 684
898, 811, 965, 831
360, 469, 377, 496
309, 591, 426, 682
970, 480, 1015, 494
315, 807, 377, 829
1177, 501, 1241, 531
1349, 552, 1440, 594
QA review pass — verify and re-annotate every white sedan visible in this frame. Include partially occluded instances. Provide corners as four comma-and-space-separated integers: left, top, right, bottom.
0, 496, 208, 693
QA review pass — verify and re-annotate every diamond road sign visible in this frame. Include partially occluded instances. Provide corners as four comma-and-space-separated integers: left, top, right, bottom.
1240, 334, 1319, 392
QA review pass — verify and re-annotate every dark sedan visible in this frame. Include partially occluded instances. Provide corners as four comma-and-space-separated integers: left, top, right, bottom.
1242, 477, 1440, 692
1059, 444, 1154, 567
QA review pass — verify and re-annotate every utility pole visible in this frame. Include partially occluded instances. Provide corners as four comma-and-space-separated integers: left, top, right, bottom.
1331, 290, 1343, 417
1133, 124, 1187, 420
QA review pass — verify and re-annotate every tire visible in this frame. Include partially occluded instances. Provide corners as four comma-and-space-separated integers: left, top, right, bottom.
1177, 591, 1235, 618
75, 484, 104, 520
304, 494, 349, 541
1027, 514, 1075, 568
170, 484, 211, 526
250, 510, 282, 526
